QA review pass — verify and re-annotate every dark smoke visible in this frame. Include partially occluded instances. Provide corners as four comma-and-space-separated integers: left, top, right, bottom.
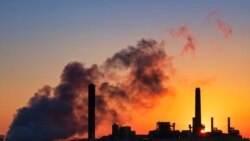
6, 63, 98, 141
6, 39, 175, 141
104, 39, 174, 108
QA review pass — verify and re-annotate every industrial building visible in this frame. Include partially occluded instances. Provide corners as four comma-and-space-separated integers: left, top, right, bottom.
83, 85, 249, 141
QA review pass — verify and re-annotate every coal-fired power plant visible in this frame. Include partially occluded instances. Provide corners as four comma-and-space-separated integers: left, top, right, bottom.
80, 86, 249, 141
88, 84, 95, 141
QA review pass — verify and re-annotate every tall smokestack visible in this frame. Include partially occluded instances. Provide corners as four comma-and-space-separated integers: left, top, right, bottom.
193, 87, 202, 135
88, 84, 95, 141
195, 88, 201, 126
228, 117, 231, 134
211, 117, 214, 132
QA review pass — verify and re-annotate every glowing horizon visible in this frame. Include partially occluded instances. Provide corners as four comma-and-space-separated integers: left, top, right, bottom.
0, 1, 250, 140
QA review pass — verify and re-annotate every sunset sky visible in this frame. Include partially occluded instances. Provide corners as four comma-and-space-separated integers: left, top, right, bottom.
0, 0, 250, 139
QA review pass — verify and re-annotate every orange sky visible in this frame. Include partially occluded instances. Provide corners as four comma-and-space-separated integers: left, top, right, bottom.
0, 1, 250, 139
90, 35, 249, 137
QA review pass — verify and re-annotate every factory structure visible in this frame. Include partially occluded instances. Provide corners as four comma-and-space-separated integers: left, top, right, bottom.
80, 84, 249, 141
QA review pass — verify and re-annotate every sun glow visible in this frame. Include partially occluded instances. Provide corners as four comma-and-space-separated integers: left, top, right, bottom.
200, 129, 207, 134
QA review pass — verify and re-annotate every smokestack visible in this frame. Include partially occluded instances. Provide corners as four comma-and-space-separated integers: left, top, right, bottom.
193, 87, 202, 135
88, 84, 95, 141
195, 88, 201, 126
211, 117, 214, 132
228, 117, 231, 134
173, 123, 175, 131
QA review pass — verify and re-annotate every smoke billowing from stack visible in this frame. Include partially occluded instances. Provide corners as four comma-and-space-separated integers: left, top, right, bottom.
6, 39, 175, 141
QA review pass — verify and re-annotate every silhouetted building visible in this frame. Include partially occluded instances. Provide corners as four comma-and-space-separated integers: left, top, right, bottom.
100, 123, 140, 141
148, 122, 180, 140
72, 86, 249, 141
228, 117, 241, 137
88, 84, 95, 141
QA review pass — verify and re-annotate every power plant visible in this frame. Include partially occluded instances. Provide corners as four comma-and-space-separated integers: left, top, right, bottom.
82, 85, 248, 141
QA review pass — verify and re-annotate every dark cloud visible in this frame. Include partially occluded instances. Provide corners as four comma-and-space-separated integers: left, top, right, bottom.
169, 26, 196, 56
7, 39, 175, 141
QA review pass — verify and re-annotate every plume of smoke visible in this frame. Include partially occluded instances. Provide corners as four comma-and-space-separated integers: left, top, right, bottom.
6, 39, 175, 141
216, 19, 232, 38
104, 39, 174, 108
169, 26, 196, 56
193, 75, 217, 86
207, 10, 232, 38
177, 74, 217, 88
6, 63, 100, 141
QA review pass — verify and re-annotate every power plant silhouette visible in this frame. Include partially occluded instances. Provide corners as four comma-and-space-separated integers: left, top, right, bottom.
73, 84, 249, 141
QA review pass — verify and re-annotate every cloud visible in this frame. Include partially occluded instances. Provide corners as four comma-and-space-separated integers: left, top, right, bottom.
169, 26, 196, 56
207, 10, 232, 38
6, 39, 176, 141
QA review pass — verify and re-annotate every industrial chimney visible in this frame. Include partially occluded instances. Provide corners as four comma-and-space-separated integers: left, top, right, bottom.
88, 84, 95, 141
195, 88, 201, 127
211, 117, 214, 132
228, 117, 231, 134
193, 87, 203, 135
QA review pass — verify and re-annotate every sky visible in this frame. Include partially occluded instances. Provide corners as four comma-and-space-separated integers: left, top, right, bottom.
0, 0, 250, 139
